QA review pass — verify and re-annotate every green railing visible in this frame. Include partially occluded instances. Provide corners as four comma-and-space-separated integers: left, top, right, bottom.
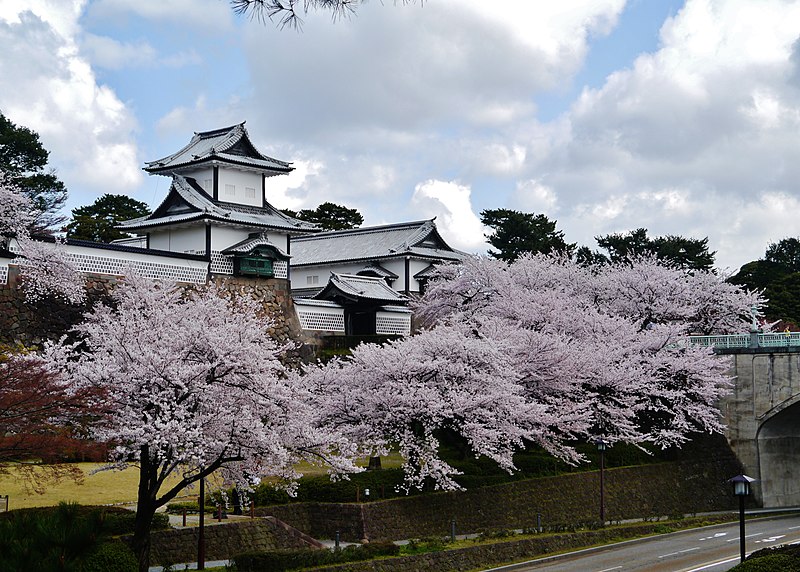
687, 332, 800, 349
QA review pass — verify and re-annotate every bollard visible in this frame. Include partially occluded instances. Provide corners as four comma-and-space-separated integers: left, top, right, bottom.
451, 519, 456, 542
182, 509, 187, 527
217, 506, 222, 522
250, 504, 255, 519
335, 530, 340, 551
537, 513, 542, 533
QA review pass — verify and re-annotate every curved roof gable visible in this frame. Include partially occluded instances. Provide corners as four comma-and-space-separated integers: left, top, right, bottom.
117, 175, 319, 233
291, 219, 466, 266
144, 122, 292, 175
221, 233, 290, 259
313, 273, 409, 306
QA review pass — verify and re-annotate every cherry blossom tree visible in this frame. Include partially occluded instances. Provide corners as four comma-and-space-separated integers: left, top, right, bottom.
302, 326, 552, 491
44, 274, 360, 571
304, 254, 762, 491
1, 169, 85, 305
0, 171, 35, 240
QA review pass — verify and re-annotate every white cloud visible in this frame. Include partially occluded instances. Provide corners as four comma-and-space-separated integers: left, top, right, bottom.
81, 34, 158, 69
242, 1, 628, 140
86, 0, 234, 32
263, 159, 325, 211
411, 179, 486, 252
0, 6, 142, 208
513, 180, 559, 213
507, 0, 800, 270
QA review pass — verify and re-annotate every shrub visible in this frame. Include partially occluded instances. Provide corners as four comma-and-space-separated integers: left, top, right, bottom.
83, 541, 138, 572
252, 469, 408, 505
233, 542, 400, 571
0, 502, 105, 571
165, 501, 215, 515
730, 544, 800, 571
731, 554, 800, 571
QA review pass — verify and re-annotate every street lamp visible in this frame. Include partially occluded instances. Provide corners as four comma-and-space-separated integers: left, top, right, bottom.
596, 439, 609, 525
729, 474, 755, 563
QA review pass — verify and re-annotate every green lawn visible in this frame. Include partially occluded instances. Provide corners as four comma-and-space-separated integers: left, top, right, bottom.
0, 463, 191, 509
0, 454, 405, 510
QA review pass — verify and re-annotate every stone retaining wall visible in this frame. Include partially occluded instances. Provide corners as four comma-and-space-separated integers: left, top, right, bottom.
260, 457, 743, 543
135, 517, 319, 566
0, 267, 312, 356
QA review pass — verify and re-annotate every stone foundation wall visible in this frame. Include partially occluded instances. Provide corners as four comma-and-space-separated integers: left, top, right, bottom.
124, 517, 320, 566
0, 267, 312, 358
259, 457, 743, 543
0, 265, 117, 347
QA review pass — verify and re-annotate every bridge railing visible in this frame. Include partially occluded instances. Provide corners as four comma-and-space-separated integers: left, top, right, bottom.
686, 333, 800, 350
686, 335, 749, 349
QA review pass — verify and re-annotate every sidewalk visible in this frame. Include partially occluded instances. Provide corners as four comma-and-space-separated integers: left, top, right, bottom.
149, 560, 229, 571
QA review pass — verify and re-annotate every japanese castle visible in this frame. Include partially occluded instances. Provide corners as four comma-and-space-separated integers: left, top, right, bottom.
1, 123, 465, 338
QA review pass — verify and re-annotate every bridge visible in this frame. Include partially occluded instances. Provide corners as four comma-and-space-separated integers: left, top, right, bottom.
687, 331, 800, 507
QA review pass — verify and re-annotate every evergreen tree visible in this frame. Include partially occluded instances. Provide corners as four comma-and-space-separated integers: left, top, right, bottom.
730, 237, 800, 327
65, 194, 151, 243
0, 112, 67, 233
283, 202, 363, 230
481, 208, 574, 262
595, 228, 715, 271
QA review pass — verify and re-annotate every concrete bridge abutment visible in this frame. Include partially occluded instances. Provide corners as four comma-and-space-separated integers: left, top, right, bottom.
720, 349, 800, 507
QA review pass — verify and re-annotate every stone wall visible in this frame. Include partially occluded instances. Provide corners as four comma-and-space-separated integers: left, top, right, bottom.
0, 267, 313, 357
0, 265, 117, 347
259, 457, 743, 543
127, 517, 321, 566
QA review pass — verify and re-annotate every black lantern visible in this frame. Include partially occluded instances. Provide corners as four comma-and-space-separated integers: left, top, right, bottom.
596, 439, 609, 524
728, 474, 755, 563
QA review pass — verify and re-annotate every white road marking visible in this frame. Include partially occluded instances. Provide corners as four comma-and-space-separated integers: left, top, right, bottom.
699, 532, 728, 541
596, 567, 622, 572
659, 547, 700, 558
683, 555, 741, 571
755, 534, 785, 543
727, 532, 764, 542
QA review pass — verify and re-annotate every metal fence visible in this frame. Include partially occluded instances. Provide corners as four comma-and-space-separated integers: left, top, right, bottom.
686, 332, 800, 350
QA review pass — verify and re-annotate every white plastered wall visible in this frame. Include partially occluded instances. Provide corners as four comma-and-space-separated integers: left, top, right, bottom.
291, 257, 430, 293
148, 226, 206, 253
183, 167, 214, 194
210, 227, 289, 253
217, 169, 262, 207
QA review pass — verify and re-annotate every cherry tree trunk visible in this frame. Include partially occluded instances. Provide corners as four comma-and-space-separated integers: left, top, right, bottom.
131, 502, 155, 572
132, 447, 157, 572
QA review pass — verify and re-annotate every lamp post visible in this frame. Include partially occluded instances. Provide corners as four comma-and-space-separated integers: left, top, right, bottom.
596, 439, 608, 525
198, 475, 205, 570
729, 474, 755, 563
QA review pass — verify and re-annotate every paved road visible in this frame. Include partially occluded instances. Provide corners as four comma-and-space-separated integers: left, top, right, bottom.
484, 514, 800, 572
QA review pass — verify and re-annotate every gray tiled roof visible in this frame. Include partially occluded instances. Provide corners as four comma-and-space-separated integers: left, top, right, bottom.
357, 262, 398, 280
314, 273, 409, 304
144, 123, 292, 174
117, 175, 319, 233
221, 233, 290, 258
414, 264, 439, 279
291, 220, 465, 266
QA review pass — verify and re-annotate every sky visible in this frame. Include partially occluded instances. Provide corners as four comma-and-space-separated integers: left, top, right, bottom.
1, 0, 800, 272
